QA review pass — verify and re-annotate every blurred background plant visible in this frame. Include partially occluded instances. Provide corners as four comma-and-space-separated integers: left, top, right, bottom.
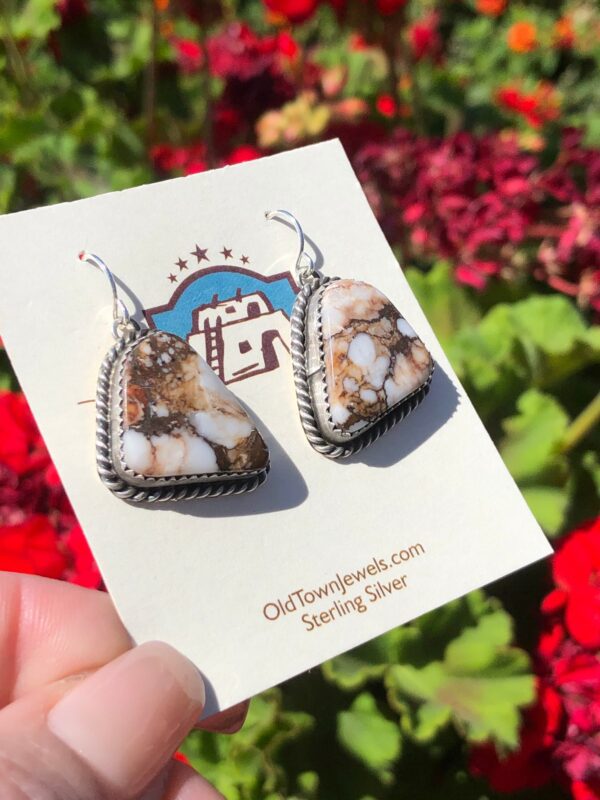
0, 0, 599, 797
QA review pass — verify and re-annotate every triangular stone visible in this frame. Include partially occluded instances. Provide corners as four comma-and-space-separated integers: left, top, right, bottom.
115, 331, 268, 478
319, 279, 433, 437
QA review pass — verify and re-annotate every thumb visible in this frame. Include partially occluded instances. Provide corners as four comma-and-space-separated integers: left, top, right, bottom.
0, 641, 217, 800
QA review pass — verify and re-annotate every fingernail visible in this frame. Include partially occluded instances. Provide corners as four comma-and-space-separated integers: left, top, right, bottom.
47, 641, 205, 797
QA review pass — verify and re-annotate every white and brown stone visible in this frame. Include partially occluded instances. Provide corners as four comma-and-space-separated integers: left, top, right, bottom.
114, 331, 268, 480
310, 279, 433, 442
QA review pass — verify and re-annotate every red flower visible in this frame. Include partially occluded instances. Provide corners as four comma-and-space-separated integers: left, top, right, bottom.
496, 84, 559, 129
573, 779, 600, 800
0, 515, 67, 579
455, 261, 501, 290
55, 0, 88, 24
472, 518, 600, 796
63, 523, 102, 589
538, 620, 566, 660
349, 33, 369, 51
0, 391, 48, 476
543, 641, 600, 792
409, 13, 442, 62
222, 145, 262, 165
507, 21, 537, 53
552, 518, 600, 649
375, 0, 407, 15
375, 94, 397, 118
0, 390, 101, 587
263, 0, 318, 23
150, 143, 207, 176
172, 38, 204, 74
469, 682, 560, 792
476, 0, 506, 15
276, 31, 300, 61
554, 17, 575, 49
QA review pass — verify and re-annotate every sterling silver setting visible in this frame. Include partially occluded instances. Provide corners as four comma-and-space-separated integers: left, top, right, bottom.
266, 210, 434, 459
83, 252, 269, 502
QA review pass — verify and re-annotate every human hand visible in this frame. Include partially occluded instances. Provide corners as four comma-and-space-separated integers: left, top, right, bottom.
0, 572, 248, 799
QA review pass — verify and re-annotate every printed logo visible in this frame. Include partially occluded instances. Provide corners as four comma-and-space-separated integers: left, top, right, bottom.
144, 245, 299, 385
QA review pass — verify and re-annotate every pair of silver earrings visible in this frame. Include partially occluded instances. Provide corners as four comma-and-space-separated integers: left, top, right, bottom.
85, 211, 434, 503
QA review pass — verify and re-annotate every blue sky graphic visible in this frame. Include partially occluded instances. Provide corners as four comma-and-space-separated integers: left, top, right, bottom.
146, 269, 298, 339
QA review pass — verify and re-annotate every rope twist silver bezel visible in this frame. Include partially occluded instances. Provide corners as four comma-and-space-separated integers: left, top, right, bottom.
95, 328, 269, 502
290, 278, 435, 459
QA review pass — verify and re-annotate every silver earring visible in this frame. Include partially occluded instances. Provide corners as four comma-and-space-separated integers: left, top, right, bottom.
81, 252, 269, 502
265, 211, 434, 459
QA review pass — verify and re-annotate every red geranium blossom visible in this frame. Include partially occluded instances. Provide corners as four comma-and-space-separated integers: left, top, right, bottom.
0, 391, 49, 476
473, 518, 600, 797
222, 145, 262, 165
375, 0, 407, 15
551, 518, 600, 649
469, 682, 561, 792
263, 0, 318, 23
0, 390, 102, 589
56, 0, 88, 24
172, 37, 204, 74
409, 13, 442, 62
476, 0, 506, 16
375, 94, 397, 118
63, 523, 102, 589
554, 17, 575, 49
497, 84, 560, 129
0, 515, 67, 579
150, 143, 207, 176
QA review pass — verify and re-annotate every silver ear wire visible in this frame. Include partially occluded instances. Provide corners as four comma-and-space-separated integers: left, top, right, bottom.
79, 251, 133, 339
265, 210, 317, 286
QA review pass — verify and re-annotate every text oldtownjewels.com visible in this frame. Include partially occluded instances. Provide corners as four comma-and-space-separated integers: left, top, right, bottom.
262, 543, 425, 632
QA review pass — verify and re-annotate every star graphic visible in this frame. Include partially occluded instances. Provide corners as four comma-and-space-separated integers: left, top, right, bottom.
168, 273, 178, 283
191, 245, 209, 263
241, 254, 250, 264
221, 247, 233, 260
176, 257, 188, 271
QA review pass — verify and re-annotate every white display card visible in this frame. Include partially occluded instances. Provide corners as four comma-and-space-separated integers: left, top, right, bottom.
0, 141, 551, 715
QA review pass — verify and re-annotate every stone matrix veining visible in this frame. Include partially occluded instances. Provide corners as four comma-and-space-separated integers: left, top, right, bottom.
320, 280, 433, 434
119, 332, 268, 477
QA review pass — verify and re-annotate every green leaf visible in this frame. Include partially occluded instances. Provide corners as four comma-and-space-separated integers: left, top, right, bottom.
296, 771, 319, 798
386, 611, 534, 748
8, 0, 60, 40
406, 262, 481, 349
181, 689, 314, 799
500, 389, 568, 482
448, 295, 600, 418
410, 703, 452, 743
337, 692, 401, 783
499, 390, 571, 534
510, 296, 600, 385
521, 485, 570, 537
445, 611, 512, 674
323, 627, 406, 691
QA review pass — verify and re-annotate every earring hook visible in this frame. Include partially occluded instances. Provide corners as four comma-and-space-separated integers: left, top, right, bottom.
79, 251, 132, 339
265, 209, 317, 285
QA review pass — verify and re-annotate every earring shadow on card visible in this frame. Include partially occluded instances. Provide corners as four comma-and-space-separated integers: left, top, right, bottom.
138, 409, 308, 517
339, 363, 460, 469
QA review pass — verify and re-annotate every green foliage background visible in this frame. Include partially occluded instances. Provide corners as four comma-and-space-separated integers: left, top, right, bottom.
0, 1, 599, 798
